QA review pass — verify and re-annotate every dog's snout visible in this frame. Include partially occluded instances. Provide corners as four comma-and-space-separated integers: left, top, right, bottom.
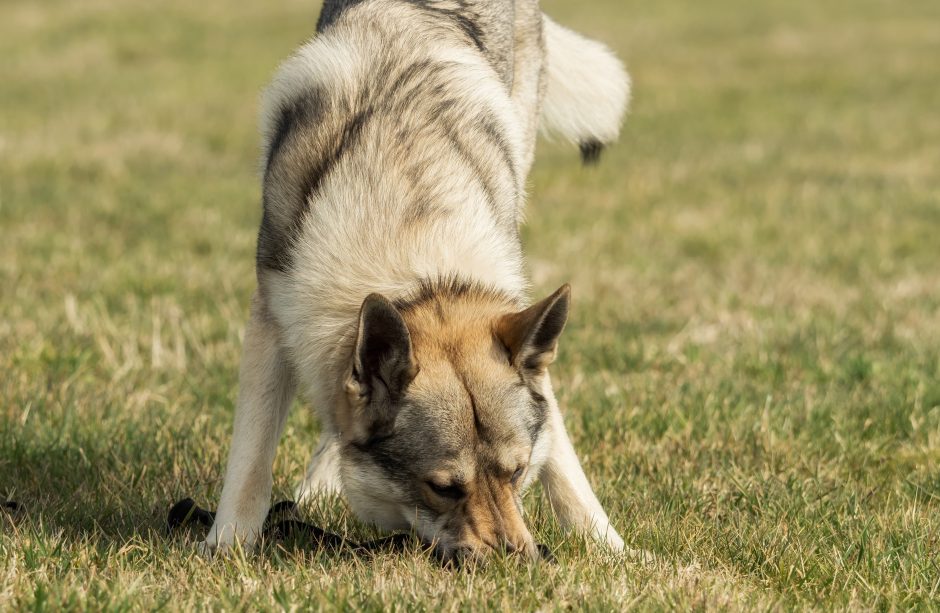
443, 476, 539, 562
452, 538, 539, 561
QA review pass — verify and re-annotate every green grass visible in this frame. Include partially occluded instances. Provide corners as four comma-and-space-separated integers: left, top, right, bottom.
2, 0, 939, 609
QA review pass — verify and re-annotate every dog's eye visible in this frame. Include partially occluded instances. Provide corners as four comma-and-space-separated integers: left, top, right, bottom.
426, 481, 466, 500
511, 467, 525, 486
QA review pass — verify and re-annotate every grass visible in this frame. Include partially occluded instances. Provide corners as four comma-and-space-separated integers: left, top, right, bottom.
2, 0, 939, 609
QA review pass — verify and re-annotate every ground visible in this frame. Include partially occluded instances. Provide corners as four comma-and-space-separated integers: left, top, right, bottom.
1, 0, 939, 609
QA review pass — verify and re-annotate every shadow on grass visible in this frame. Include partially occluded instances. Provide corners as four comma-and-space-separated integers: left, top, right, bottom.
1, 425, 216, 545
0, 425, 432, 564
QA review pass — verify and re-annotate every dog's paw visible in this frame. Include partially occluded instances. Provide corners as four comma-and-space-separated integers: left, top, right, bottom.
196, 539, 215, 558
604, 529, 625, 552
624, 546, 658, 565
197, 537, 242, 559
597, 528, 657, 565
196, 537, 233, 558
197, 529, 243, 559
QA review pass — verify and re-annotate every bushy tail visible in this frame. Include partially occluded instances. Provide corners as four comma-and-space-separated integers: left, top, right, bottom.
540, 17, 631, 163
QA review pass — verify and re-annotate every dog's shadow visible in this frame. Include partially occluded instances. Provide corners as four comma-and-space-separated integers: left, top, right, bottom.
1, 432, 444, 564
2, 432, 203, 543
0, 432, 341, 550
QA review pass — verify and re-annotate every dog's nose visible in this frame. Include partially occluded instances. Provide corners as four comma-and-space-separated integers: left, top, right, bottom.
447, 474, 540, 563
435, 538, 550, 568
445, 534, 539, 564
436, 544, 487, 569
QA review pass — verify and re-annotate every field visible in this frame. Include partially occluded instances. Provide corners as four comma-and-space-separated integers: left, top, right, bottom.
2, 0, 939, 609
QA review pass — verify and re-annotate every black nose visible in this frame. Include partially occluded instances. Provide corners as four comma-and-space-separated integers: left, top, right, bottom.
433, 542, 555, 569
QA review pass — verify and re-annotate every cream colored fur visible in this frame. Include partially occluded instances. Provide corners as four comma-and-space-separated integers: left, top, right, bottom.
202, 0, 632, 558
541, 16, 631, 147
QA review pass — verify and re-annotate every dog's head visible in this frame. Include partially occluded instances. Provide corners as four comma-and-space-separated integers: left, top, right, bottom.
335, 283, 570, 563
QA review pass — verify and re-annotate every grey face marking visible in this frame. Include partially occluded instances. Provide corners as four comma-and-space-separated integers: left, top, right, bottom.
345, 368, 544, 540
340, 283, 554, 548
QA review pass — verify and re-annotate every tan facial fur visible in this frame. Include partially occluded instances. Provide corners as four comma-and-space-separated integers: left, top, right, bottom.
337, 285, 564, 561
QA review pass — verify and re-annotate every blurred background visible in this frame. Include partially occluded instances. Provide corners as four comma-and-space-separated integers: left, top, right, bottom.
1, 0, 938, 608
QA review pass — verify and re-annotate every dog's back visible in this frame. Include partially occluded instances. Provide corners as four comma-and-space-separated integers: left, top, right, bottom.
317, 0, 518, 88
260, 1, 527, 277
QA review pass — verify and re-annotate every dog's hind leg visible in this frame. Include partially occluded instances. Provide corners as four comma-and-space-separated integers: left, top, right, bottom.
294, 433, 342, 504
537, 378, 626, 552
201, 293, 296, 553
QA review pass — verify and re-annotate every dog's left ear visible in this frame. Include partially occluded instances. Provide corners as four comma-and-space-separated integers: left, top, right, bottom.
497, 284, 570, 374
344, 294, 418, 440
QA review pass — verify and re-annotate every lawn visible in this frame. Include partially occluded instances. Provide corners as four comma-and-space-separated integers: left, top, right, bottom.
2, 0, 939, 609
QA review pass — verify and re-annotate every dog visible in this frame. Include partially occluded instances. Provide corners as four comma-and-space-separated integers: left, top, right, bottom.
202, 0, 631, 562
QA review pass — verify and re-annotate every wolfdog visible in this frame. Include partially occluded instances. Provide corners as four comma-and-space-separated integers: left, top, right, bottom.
203, 0, 631, 562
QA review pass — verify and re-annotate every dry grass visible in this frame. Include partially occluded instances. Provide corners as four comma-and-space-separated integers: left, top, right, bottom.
2, 0, 939, 609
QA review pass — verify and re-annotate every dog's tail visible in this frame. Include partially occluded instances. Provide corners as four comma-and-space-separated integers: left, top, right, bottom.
540, 17, 631, 164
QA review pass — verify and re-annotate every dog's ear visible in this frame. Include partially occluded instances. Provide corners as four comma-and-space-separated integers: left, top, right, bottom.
497, 284, 570, 374
344, 294, 417, 439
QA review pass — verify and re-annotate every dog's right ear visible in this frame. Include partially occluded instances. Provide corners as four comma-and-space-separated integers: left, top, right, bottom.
343, 294, 417, 441
497, 284, 571, 375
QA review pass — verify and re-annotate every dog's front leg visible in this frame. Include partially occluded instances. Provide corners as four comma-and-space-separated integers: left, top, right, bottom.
537, 379, 626, 552
294, 433, 342, 504
201, 293, 296, 554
